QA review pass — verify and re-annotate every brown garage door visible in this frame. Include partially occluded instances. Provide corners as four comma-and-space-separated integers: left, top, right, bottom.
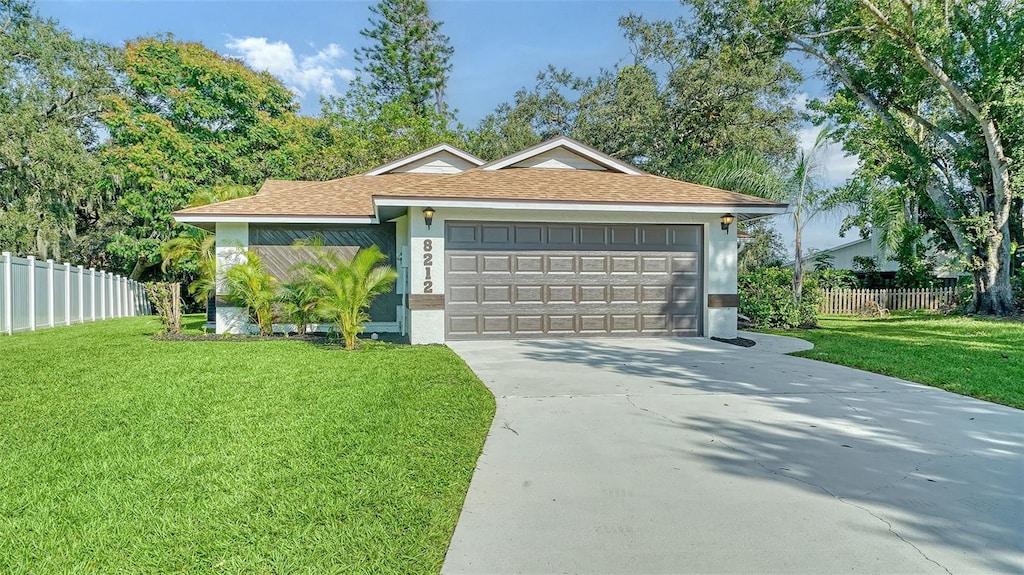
445, 222, 703, 339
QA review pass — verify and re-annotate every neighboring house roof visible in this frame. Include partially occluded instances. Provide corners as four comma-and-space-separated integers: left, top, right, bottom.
174, 137, 788, 224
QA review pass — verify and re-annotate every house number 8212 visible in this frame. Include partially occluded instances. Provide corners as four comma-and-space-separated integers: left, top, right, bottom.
422, 239, 433, 293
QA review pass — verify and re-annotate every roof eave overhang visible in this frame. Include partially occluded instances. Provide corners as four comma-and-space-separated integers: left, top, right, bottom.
173, 214, 379, 230
173, 200, 789, 231
373, 197, 788, 215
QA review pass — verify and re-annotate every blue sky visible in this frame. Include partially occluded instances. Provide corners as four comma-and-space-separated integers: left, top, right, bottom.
39, 0, 858, 252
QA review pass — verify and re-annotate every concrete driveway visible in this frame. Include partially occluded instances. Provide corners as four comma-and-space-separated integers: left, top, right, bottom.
443, 337, 1024, 574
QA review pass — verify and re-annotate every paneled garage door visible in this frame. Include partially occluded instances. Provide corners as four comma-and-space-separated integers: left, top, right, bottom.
445, 222, 703, 339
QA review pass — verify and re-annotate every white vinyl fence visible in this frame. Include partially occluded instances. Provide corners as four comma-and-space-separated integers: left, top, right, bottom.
1, 252, 151, 335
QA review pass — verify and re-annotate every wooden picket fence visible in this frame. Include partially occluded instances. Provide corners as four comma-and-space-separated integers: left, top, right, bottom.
820, 287, 958, 315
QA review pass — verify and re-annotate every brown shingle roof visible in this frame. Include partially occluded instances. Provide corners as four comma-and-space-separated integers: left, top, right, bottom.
389, 169, 782, 207
173, 174, 437, 217
174, 167, 785, 219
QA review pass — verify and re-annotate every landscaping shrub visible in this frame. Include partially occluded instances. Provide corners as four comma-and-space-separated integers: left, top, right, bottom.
143, 282, 182, 334
224, 251, 278, 336
302, 245, 398, 350
813, 268, 858, 290
277, 279, 320, 335
739, 267, 821, 329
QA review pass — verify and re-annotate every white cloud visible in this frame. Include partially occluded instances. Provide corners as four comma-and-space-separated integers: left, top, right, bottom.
225, 37, 355, 98
788, 91, 810, 113
798, 125, 859, 188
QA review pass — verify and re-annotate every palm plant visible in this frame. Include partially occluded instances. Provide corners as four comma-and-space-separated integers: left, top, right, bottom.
160, 230, 216, 299
305, 246, 398, 350
224, 251, 278, 336
277, 279, 320, 336
787, 128, 831, 303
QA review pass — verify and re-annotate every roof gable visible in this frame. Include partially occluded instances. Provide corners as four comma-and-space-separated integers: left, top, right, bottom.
365, 144, 484, 176
510, 147, 608, 170
481, 136, 644, 175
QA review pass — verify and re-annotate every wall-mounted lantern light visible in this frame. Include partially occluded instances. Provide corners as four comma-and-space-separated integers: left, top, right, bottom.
422, 207, 436, 230
720, 213, 735, 233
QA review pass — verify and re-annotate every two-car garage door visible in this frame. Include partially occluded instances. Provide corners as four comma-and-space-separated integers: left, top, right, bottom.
445, 222, 703, 339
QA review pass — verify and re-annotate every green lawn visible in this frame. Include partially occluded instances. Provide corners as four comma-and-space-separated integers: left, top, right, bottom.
0, 316, 495, 573
770, 312, 1024, 409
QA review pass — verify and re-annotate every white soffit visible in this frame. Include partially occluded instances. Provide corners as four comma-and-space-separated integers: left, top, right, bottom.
365, 144, 485, 176
481, 136, 644, 175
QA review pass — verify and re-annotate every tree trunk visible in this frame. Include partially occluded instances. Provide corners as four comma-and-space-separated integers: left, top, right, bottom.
793, 213, 803, 304
128, 255, 150, 281
967, 220, 1016, 315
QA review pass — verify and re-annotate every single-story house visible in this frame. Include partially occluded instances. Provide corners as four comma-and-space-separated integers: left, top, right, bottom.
173, 136, 787, 343
796, 229, 964, 284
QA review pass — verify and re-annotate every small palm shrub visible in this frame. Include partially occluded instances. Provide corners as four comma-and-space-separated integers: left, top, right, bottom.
739, 267, 821, 329
278, 279, 320, 335
304, 246, 398, 350
224, 251, 278, 336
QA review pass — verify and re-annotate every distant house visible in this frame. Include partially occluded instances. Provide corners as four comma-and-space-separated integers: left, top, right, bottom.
795, 230, 964, 286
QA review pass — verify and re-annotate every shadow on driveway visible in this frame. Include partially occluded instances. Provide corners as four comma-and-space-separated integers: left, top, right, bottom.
446, 338, 1023, 574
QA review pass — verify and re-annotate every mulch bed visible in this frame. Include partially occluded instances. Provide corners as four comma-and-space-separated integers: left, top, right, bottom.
152, 331, 407, 346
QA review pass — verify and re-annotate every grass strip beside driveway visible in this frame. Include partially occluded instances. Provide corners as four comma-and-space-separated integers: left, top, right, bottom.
0, 317, 495, 573
770, 313, 1023, 409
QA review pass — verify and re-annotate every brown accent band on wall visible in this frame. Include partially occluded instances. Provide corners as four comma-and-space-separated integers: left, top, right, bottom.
707, 293, 740, 308
408, 294, 446, 310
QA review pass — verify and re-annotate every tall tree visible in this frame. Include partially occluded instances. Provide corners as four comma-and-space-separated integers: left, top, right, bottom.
737, 220, 787, 275
470, 11, 800, 173
0, 0, 117, 261
100, 35, 308, 279
355, 0, 454, 117
688, 0, 1022, 314
788, 128, 831, 302
314, 79, 463, 179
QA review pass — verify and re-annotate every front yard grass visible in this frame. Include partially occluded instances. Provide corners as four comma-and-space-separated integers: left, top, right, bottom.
0, 316, 495, 573
770, 312, 1023, 409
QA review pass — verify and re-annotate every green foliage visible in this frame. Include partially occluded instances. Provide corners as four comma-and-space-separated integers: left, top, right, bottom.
893, 225, 936, 288
313, 81, 463, 178
355, 0, 454, 117
468, 9, 800, 171
737, 219, 786, 274
0, 0, 118, 262
277, 279, 320, 336
224, 251, 278, 336
0, 316, 495, 571
686, 0, 1021, 314
142, 281, 181, 334
99, 35, 307, 279
1012, 274, 1024, 312
810, 251, 835, 271
691, 150, 787, 201
159, 229, 215, 299
302, 246, 398, 350
739, 267, 821, 329
852, 255, 885, 289
813, 269, 858, 291
776, 313, 1024, 409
